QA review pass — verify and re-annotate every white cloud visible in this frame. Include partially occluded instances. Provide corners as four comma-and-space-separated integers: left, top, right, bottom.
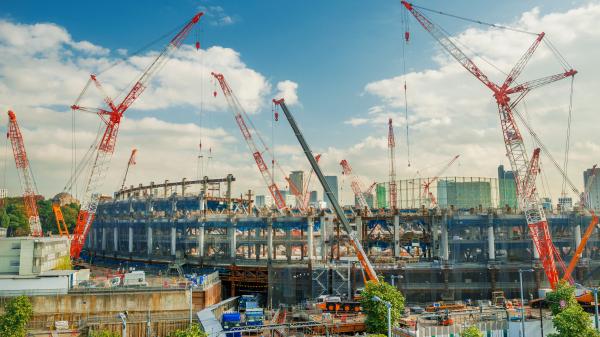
275, 80, 299, 106
199, 5, 237, 26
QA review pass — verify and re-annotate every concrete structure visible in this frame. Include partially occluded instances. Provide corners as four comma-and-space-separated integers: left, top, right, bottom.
324, 175, 339, 206
584, 167, 600, 211
0, 237, 70, 275
89, 186, 600, 305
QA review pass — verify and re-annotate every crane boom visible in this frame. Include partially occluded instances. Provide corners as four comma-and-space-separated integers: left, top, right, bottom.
211, 72, 286, 210
388, 119, 398, 210
301, 154, 322, 210
7, 110, 43, 237
120, 148, 138, 190
273, 98, 379, 283
340, 159, 372, 215
402, 1, 576, 288
69, 12, 203, 259
423, 155, 460, 208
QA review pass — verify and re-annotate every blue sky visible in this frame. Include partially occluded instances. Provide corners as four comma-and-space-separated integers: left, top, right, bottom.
0, 0, 596, 204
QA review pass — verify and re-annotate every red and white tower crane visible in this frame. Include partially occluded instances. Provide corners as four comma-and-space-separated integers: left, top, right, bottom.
388, 118, 398, 210
301, 154, 322, 210
422, 155, 460, 208
7, 110, 43, 237
66, 12, 204, 259
340, 159, 372, 215
402, 1, 576, 288
211, 72, 287, 209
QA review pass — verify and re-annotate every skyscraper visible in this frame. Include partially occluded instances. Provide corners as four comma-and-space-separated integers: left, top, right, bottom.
324, 175, 339, 206
584, 168, 600, 211
309, 191, 318, 204
498, 165, 518, 209
289, 171, 304, 195
255, 195, 265, 207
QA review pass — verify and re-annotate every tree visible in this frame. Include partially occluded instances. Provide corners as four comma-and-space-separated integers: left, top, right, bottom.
89, 330, 120, 337
0, 296, 33, 337
462, 326, 484, 337
547, 281, 600, 337
169, 324, 207, 337
360, 280, 405, 334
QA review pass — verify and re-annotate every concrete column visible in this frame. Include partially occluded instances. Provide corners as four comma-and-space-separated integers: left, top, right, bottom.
255, 227, 261, 260
267, 219, 273, 261
93, 228, 98, 250
286, 228, 292, 262
147, 225, 153, 256
307, 217, 314, 262
128, 226, 133, 253
394, 215, 401, 258
102, 227, 107, 251
113, 226, 118, 252
487, 224, 495, 261
574, 224, 582, 258
355, 216, 363, 241
171, 226, 177, 256
198, 224, 205, 257
230, 221, 237, 259
533, 243, 540, 259
441, 212, 449, 261
321, 216, 328, 262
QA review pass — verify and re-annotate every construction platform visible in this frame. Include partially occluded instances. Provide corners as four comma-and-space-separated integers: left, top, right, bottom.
86, 177, 600, 305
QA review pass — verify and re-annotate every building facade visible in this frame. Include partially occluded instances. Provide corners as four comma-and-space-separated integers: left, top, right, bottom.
498, 165, 518, 209
323, 175, 339, 206
584, 167, 600, 211
0, 237, 70, 276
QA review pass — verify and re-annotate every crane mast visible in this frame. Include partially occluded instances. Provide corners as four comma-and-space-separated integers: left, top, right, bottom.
211, 72, 287, 210
273, 98, 379, 283
7, 110, 43, 237
69, 12, 203, 259
340, 159, 372, 216
388, 118, 398, 210
402, 1, 576, 288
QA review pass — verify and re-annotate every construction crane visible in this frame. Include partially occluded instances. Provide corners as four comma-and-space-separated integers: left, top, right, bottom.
211, 72, 288, 210
401, 1, 576, 288
422, 155, 460, 208
6, 110, 43, 237
120, 148, 138, 190
388, 118, 398, 210
273, 98, 379, 283
301, 154, 322, 210
340, 159, 372, 216
66, 12, 204, 259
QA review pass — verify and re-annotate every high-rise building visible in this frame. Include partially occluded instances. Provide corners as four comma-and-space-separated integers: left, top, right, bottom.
289, 171, 304, 193
437, 179, 492, 209
584, 168, 600, 211
0, 189, 7, 199
255, 195, 266, 208
558, 196, 573, 212
376, 183, 387, 208
541, 197, 553, 212
498, 165, 518, 209
309, 191, 318, 204
323, 176, 339, 206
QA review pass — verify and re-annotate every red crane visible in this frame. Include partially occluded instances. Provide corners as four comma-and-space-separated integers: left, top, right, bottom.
388, 118, 398, 210
120, 148, 138, 190
340, 159, 372, 215
301, 154, 322, 210
7, 110, 43, 237
211, 72, 287, 209
402, 1, 576, 288
422, 155, 460, 208
68, 12, 203, 259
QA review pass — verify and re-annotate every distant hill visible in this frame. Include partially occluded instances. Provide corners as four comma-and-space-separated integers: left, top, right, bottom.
1, 196, 80, 236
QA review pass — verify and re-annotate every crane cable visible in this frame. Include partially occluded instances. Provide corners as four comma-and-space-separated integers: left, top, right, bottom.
560, 76, 575, 197
401, 4, 412, 168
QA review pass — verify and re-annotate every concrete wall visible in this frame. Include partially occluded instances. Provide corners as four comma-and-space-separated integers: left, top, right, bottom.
0, 276, 69, 296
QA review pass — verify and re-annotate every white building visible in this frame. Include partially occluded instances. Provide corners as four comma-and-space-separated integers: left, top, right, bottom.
0, 237, 70, 276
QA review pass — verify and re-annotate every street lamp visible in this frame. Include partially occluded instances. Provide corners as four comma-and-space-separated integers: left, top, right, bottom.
118, 311, 128, 337
519, 269, 534, 337
373, 296, 392, 337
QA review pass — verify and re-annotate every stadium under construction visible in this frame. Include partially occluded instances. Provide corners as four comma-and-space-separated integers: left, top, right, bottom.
86, 175, 600, 306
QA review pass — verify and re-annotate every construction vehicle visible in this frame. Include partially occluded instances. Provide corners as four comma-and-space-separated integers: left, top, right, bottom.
274, 98, 378, 284
436, 310, 453, 326
64, 12, 204, 259
401, 1, 576, 289
6, 110, 43, 237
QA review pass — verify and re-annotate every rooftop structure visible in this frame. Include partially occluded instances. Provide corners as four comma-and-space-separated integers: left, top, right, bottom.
0, 236, 70, 276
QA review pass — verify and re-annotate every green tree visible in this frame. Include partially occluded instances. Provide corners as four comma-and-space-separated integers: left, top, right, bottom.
462, 326, 484, 337
0, 207, 10, 228
0, 295, 34, 337
169, 324, 207, 337
547, 281, 600, 337
89, 330, 120, 337
360, 280, 405, 334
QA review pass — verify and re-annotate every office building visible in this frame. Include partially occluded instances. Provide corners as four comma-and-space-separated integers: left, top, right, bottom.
584, 168, 600, 211
323, 176, 339, 206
